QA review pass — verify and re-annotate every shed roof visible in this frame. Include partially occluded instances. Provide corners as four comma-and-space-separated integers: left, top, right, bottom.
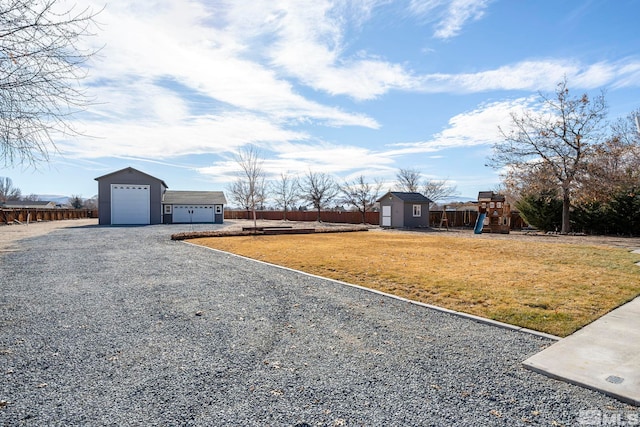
378, 191, 432, 203
162, 190, 227, 205
94, 167, 169, 188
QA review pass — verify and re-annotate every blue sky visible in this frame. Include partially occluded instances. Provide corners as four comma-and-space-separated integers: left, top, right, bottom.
5, 0, 640, 202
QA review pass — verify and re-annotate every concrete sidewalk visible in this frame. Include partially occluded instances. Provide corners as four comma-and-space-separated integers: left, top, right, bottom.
523, 294, 640, 406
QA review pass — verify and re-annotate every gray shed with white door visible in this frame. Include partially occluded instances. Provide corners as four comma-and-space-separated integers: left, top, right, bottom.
377, 191, 432, 228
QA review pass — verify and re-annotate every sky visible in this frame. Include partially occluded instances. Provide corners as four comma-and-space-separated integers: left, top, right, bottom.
4, 0, 640, 203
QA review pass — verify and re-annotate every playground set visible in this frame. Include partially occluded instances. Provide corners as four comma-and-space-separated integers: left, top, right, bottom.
474, 191, 511, 234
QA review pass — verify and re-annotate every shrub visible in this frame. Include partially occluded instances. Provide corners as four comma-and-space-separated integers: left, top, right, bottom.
516, 190, 563, 232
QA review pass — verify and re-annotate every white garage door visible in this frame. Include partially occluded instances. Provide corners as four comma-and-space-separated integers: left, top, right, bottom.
173, 205, 214, 223
111, 184, 150, 225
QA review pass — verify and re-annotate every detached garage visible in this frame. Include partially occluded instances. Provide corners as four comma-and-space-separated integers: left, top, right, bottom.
96, 167, 226, 226
162, 191, 226, 224
95, 167, 168, 225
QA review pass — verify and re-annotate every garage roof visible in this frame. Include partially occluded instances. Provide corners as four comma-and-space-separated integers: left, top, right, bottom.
162, 190, 227, 205
94, 167, 169, 188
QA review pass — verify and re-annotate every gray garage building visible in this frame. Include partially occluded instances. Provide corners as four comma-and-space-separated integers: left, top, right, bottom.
95, 167, 225, 225
162, 191, 226, 224
377, 191, 432, 228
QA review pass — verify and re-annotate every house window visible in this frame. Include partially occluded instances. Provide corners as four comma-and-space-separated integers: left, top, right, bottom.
215, 205, 222, 214
164, 205, 172, 214
413, 204, 421, 217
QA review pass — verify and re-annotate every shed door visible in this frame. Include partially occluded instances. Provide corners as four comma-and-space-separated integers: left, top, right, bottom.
111, 184, 150, 225
382, 205, 391, 227
173, 205, 215, 223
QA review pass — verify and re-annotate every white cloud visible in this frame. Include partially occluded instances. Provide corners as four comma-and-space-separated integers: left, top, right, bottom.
81, 0, 381, 127
385, 98, 531, 155
417, 58, 640, 93
433, 0, 491, 39
241, 0, 418, 100
408, 0, 492, 40
196, 141, 396, 183
59, 112, 308, 159
56, 0, 399, 162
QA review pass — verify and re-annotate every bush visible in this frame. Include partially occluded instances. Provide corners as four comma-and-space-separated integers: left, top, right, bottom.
572, 200, 611, 235
515, 191, 563, 232
606, 188, 640, 236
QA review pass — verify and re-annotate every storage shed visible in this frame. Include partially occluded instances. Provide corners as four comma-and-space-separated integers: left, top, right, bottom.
377, 191, 432, 228
162, 191, 226, 224
95, 167, 168, 225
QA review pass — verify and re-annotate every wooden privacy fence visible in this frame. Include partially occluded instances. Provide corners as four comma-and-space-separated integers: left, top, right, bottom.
224, 209, 528, 230
224, 209, 379, 224
1, 208, 94, 224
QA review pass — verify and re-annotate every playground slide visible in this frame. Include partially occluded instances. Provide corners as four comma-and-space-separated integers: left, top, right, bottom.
474, 212, 486, 234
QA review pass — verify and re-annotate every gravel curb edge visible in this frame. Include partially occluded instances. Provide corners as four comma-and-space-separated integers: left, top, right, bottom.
183, 241, 562, 342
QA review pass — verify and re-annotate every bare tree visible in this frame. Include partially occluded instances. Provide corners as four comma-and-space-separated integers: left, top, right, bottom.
613, 108, 640, 147
0, 0, 99, 166
22, 194, 40, 202
490, 78, 608, 233
299, 171, 338, 222
340, 175, 382, 224
0, 177, 21, 202
422, 179, 458, 206
84, 195, 98, 210
227, 179, 251, 210
395, 168, 422, 192
271, 172, 299, 220
500, 162, 559, 203
610, 108, 640, 168
233, 145, 267, 227
69, 194, 84, 209
578, 135, 639, 204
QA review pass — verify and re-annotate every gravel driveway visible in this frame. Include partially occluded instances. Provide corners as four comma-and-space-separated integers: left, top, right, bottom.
0, 223, 635, 426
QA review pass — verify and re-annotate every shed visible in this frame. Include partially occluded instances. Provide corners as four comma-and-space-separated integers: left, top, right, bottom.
377, 191, 432, 228
95, 167, 168, 225
162, 191, 226, 224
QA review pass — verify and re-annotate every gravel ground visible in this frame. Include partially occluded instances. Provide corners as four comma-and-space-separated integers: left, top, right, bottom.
0, 222, 637, 426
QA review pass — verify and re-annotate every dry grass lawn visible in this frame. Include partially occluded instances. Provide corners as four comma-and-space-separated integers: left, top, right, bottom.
189, 230, 640, 337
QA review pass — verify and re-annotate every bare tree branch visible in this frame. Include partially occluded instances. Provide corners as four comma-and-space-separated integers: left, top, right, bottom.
422, 179, 457, 206
0, 0, 100, 166
226, 178, 252, 210
271, 172, 299, 220
395, 168, 421, 192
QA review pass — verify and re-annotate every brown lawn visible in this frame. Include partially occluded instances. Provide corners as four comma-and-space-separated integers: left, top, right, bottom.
189, 230, 640, 337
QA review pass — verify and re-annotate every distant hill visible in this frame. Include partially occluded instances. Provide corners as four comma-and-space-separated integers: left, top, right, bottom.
34, 195, 70, 204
